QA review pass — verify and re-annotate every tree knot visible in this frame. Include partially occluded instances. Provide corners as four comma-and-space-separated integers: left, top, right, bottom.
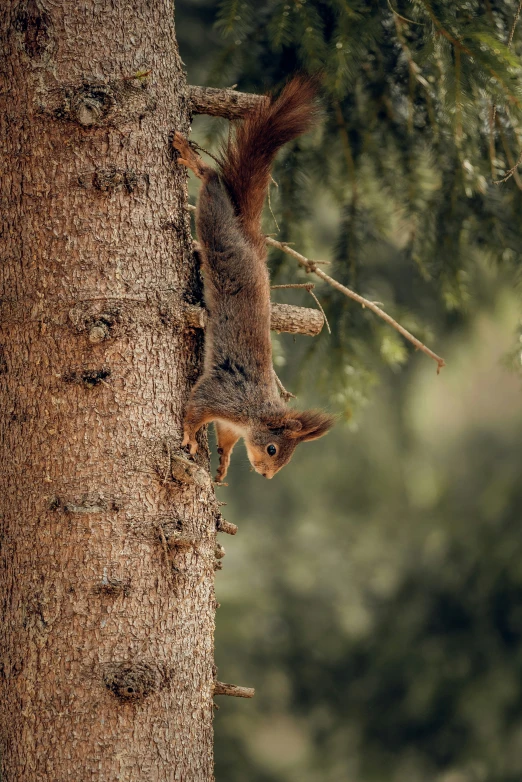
102, 660, 161, 702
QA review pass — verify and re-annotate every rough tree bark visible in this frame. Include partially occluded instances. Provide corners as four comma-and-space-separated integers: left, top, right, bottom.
0, 1, 217, 779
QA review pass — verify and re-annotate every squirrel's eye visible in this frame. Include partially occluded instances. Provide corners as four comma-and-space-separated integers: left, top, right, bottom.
267, 444, 277, 456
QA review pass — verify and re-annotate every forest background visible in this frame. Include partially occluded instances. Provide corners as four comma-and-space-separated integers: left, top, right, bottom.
177, 2, 522, 780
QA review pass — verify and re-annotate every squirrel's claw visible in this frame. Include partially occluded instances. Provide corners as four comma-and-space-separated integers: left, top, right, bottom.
181, 431, 198, 456
215, 456, 230, 483
172, 132, 208, 180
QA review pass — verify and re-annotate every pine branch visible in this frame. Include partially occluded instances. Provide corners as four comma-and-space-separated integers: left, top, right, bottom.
420, 1, 522, 108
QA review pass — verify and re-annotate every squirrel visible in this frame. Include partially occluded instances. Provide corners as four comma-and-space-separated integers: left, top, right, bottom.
173, 75, 335, 482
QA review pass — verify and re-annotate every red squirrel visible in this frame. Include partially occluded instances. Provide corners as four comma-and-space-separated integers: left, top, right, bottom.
173, 75, 334, 482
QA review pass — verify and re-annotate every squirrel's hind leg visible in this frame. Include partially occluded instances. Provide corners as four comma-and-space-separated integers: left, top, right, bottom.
172, 132, 211, 180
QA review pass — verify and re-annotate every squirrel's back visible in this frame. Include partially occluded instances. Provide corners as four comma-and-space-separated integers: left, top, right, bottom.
218, 75, 318, 248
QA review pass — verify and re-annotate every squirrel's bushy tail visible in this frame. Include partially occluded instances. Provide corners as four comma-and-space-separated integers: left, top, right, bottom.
219, 75, 318, 245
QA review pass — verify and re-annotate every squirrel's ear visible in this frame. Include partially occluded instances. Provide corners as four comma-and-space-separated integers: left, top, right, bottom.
284, 418, 303, 433
287, 410, 336, 441
266, 416, 286, 433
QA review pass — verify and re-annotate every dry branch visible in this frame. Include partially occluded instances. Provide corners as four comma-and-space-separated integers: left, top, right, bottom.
183, 302, 324, 337
266, 237, 445, 372
216, 518, 238, 536
188, 85, 267, 119
213, 681, 255, 698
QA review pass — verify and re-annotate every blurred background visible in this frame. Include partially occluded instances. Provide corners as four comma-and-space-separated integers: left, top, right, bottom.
175, 3, 522, 780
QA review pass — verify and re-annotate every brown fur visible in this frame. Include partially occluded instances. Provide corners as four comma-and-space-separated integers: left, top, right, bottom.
219, 75, 319, 249
173, 76, 334, 481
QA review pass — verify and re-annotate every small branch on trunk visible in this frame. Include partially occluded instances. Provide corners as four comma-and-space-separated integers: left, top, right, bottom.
187, 85, 267, 119
184, 302, 324, 337
270, 303, 324, 335
216, 517, 238, 536
213, 681, 255, 698
271, 282, 331, 334
266, 237, 446, 373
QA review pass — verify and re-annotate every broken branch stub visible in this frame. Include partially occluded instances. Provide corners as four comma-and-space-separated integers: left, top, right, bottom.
184, 302, 323, 337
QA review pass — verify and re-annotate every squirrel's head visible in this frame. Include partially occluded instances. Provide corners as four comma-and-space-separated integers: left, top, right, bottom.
245, 410, 335, 479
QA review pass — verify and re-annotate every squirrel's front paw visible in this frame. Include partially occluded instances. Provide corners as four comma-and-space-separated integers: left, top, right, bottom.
182, 431, 198, 456
215, 452, 230, 483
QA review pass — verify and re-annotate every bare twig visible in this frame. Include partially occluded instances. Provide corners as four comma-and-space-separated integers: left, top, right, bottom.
494, 147, 522, 184
267, 177, 280, 232
213, 681, 255, 698
494, 116, 522, 189
307, 289, 331, 335
271, 283, 315, 290
273, 371, 296, 401
266, 237, 445, 373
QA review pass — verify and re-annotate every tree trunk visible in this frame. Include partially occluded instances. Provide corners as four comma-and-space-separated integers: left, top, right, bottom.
0, 1, 217, 779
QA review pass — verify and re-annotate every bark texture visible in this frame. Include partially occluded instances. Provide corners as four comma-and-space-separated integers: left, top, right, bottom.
0, 1, 216, 779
